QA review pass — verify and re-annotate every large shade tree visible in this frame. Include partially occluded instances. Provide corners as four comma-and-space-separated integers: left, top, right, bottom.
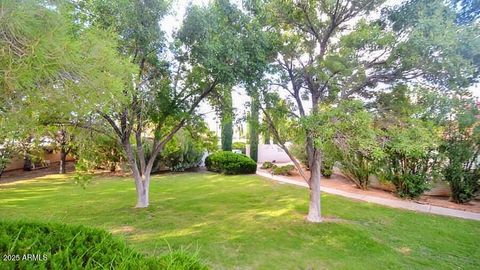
255, 0, 479, 222
0, 0, 135, 174
73, 0, 276, 207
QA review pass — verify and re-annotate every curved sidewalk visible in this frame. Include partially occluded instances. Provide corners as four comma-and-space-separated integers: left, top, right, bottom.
256, 171, 480, 221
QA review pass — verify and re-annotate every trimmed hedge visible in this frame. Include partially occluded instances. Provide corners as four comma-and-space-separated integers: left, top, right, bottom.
205, 151, 257, 174
0, 221, 207, 270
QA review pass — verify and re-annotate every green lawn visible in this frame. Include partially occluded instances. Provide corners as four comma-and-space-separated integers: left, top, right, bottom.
0, 172, 479, 269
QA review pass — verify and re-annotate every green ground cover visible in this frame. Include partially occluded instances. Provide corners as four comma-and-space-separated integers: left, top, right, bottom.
0, 172, 478, 269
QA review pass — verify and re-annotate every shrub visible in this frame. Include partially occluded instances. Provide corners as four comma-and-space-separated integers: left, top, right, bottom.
380, 119, 440, 199
272, 165, 295, 176
147, 129, 217, 172
303, 100, 383, 189
205, 151, 257, 174
321, 160, 333, 178
260, 161, 276, 169
442, 140, 479, 203
77, 134, 126, 172
440, 104, 480, 203
0, 221, 207, 270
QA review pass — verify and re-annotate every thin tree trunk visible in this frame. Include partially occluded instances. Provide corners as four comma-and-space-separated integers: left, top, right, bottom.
306, 138, 322, 222
59, 148, 67, 174
23, 154, 32, 171
134, 174, 149, 208
122, 141, 150, 208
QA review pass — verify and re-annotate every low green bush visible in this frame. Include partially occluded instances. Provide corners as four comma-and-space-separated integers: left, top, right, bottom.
205, 151, 257, 174
260, 161, 276, 169
321, 160, 333, 178
272, 165, 295, 176
0, 221, 207, 270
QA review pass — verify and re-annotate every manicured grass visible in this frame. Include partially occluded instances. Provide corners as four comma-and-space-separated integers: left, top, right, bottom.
0, 172, 479, 269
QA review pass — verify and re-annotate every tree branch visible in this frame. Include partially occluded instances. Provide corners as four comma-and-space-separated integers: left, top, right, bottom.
259, 105, 309, 184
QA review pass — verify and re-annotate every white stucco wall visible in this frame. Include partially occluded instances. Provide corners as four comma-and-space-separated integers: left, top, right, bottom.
246, 143, 292, 163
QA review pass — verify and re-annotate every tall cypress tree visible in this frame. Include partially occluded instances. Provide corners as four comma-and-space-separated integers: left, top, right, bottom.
221, 89, 233, 151
249, 94, 259, 161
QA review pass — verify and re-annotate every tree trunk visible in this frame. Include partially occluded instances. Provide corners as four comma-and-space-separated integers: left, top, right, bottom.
59, 148, 67, 174
134, 174, 150, 208
306, 138, 322, 222
122, 141, 150, 208
23, 154, 32, 171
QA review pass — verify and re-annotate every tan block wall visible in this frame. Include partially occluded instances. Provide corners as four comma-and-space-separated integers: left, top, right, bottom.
4, 152, 75, 172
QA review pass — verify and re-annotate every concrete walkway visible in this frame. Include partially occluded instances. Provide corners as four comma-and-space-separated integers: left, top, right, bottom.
256, 171, 480, 221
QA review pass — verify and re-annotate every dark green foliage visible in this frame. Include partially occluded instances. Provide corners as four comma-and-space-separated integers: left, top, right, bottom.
248, 94, 260, 161
221, 89, 233, 151
272, 165, 295, 176
440, 98, 480, 203
380, 120, 439, 199
305, 101, 383, 189
205, 151, 257, 174
221, 121, 233, 151
321, 160, 333, 178
142, 129, 216, 172
389, 174, 431, 199
77, 134, 125, 172
260, 161, 276, 169
161, 131, 208, 172
443, 142, 479, 203
0, 221, 207, 270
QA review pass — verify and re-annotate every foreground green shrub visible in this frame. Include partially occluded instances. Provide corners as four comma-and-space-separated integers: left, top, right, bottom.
205, 151, 257, 174
0, 221, 207, 270
272, 165, 295, 176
